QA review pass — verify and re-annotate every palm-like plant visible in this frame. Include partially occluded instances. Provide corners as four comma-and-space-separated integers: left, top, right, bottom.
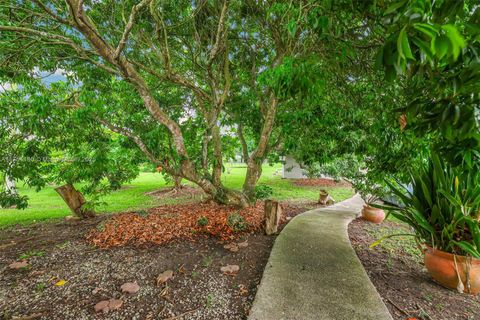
383, 153, 480, 258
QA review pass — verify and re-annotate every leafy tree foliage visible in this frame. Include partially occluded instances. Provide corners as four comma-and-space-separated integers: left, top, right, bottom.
0, 77, 140, 213
379, 0, 480, 167
0, 0, 477, 211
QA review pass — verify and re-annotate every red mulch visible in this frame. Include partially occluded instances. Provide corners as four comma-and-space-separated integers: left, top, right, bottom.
86, 201, 265, 248
292, 178, 351, 187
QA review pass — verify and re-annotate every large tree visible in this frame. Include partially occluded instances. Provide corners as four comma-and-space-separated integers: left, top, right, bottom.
0, 0, 342, 206
0, 77, 140, 217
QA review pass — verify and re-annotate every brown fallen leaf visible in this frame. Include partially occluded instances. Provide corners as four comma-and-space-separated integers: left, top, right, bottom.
121, 282, 140, 294
94, 300, 109, 313
237, 241, 248, 248
156, 270, 174, 285
9, 260, 28, 270
220, 264, 240, 274
94, 298, 123, 313
223, 243, 239, 252
28, 270, 45, 277
108, 299, 123, 310
238, 284, 249, 295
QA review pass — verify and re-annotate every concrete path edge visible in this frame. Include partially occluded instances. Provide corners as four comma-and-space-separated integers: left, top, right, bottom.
248, 194, 393, 320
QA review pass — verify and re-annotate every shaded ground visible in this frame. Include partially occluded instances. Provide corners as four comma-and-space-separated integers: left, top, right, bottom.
349, 218, 480, 320
144, 185, 205, 200
291, 178, 351, 188
0, 200, 317, 320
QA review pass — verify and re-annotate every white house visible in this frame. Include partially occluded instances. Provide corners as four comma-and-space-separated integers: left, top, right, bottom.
282, 155, 308, 179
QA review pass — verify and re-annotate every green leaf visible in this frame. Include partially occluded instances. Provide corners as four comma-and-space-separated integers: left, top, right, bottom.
287, 20, 297, 36
412, 38, 433, 59
384, 0, 408, 15
432, 35, 450, 59
397, 26, 415, 61
452, 241, 480, 258
442, 24, 466, 60
413, 23, 438, 38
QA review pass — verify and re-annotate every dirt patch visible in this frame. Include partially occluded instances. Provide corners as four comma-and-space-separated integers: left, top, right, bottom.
145, 186, 205, 200
348, 218, 480, 320
292, 178, 351, 188
0, 201, 313, 320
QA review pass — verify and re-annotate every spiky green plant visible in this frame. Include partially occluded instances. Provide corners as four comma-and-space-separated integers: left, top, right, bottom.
376, 154, 480, 258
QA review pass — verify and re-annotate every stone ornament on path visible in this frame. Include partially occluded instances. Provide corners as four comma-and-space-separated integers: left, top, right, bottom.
318, 189, 335, 205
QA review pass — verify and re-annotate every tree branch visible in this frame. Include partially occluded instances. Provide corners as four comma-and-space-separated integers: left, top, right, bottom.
208, 0, 229, 64
237, 124, 249, 162
114, 0, 152, 60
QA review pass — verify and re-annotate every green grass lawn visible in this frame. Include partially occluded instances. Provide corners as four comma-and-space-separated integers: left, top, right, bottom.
0, 163, 354, 227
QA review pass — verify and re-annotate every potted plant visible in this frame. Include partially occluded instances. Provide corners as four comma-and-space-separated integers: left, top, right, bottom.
352, 174, 387, 224
361, 194, 386, 224
379, 154, 480, 294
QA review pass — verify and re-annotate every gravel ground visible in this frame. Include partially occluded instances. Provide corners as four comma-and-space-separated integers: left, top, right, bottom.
0, 201, 317, 320
349, 218, 480, 320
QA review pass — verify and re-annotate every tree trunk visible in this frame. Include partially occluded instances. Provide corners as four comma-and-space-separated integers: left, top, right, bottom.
55, 184, 95, 219
4, 175, 17, 195
264, 200, 282, 235
173, 175, 183, 189
243, 157, 263, 203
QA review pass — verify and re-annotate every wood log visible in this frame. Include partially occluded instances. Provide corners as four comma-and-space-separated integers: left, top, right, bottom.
264, 200, 282, 235
55, 184, 95, 219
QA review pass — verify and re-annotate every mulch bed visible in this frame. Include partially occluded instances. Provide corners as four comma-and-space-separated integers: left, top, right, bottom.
292, 178, 351, 188
349, 218, 480, 320
0, 199, 316, 320
87, 202, 265, 248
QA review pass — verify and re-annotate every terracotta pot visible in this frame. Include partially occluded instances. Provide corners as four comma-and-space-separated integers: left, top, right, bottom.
424, 247, 480, 294
361, 205, 385, 224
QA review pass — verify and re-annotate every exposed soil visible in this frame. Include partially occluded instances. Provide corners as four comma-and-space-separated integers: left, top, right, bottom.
0, 199, 316, 320
291, 178, 351, 188
145, 186, 205, 200
349, 218, 480, 320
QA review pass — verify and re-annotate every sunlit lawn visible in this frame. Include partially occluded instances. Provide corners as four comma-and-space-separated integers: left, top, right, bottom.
0, 163, 354, 227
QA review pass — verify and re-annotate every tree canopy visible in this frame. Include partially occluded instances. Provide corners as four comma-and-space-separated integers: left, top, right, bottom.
0, 0, 478, 210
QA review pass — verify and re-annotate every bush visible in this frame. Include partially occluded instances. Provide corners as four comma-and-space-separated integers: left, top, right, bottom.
227, 213, 248, 232
255, 185, 273, 199
197, 216, 209, 227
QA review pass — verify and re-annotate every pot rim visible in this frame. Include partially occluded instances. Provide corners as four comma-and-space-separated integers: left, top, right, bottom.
363, 204, 384, 211
424, 246, 480, 265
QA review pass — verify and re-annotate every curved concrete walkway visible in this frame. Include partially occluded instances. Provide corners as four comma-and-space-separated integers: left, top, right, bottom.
249, 195, 392, 320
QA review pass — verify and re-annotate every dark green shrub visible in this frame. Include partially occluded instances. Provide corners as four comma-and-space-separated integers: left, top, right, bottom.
227, 213, 248, 232
137, 210, 148, 217
197, 216, 209, 227
255, 184, 273, 199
